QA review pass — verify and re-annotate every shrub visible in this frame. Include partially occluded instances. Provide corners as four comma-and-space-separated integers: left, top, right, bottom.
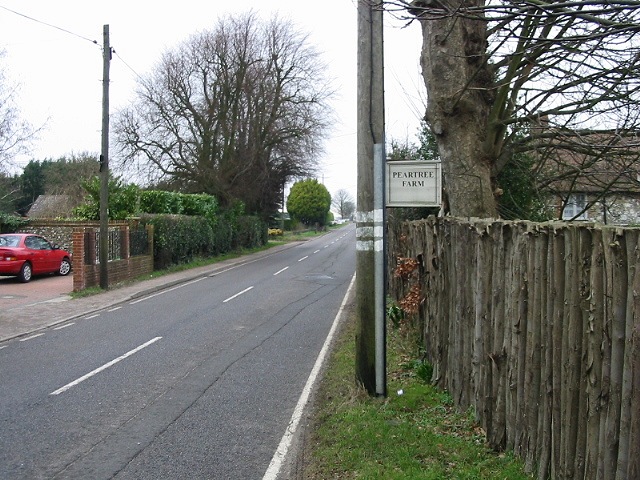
235, 216, 267, 249
180, 193, 218, 219
139, 210, 266, 269
0, 213, 29, 233
287, 179, 331, 227
140, 214, 214, 269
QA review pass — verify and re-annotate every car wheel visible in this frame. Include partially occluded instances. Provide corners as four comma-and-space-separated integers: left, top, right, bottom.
18, 262, 32, 283
57, 258, 71, 276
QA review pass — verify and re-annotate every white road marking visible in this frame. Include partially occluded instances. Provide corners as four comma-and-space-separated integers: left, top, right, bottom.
108, 306, 122, 312
223, 286, 254, 303
314, 250, 320, 254
19, 333, 44, 342
273, 267, 289, 276
130, 277, 205, 305
54, 323, 75, 330
0, 346, 6, 350
50, 337, 162, 395
262, 273, 356, 480
209, 253, 282, 277
298, 256, 308, 262
85, 314, 100, 320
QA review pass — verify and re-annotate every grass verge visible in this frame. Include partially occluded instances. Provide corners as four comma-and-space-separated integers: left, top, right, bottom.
300, 307, 534, 479
70, 226, 344, 299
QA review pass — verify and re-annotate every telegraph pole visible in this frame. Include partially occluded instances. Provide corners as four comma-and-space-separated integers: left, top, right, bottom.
356, 0, 386, 396
99, 24, 111, 289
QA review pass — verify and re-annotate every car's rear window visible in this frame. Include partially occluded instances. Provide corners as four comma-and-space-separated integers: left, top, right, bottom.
0, 235, 20, 247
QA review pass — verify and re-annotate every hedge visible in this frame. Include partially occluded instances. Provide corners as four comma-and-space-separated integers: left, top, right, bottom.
139, 213, 267, 270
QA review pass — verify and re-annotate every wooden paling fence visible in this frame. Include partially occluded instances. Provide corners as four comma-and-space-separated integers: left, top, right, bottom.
387, 217, 640, 479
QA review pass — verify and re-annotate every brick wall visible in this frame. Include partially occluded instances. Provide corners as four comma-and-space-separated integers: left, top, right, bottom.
19, 220, 129, 256
71, 224, 153, 292
76, 255, 153, 292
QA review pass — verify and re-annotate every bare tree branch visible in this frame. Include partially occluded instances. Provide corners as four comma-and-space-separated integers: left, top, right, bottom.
114, 12, 333, 216
379, 0, 640, 218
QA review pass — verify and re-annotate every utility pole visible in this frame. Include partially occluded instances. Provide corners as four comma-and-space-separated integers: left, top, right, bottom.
99, 24, 111, 289
356, 0, 386, 396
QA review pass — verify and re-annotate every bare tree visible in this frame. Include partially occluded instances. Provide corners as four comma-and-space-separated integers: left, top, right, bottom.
332, 188, 356, 219
115, 12, 333, 216
382, 0, 640, 218
0, 51, 37, 174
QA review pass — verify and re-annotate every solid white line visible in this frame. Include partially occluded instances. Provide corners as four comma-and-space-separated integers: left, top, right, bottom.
19, 333, 44, 342
262, 273, 356, 480
223, 286, 254, 303
54, 323, 75, 330
273, 267, 289, 276
298, 256, 308, 262
50, 337, 162, 395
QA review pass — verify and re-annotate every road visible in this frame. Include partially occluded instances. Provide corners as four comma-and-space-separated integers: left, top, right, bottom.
0, 226, 355, 479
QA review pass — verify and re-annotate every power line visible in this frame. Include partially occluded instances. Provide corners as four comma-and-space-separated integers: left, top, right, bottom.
0, 5, 100, 47
112, 50, 144, 82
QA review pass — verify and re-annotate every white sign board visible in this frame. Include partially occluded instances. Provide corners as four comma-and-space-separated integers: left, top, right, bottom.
386, 161, 442, 207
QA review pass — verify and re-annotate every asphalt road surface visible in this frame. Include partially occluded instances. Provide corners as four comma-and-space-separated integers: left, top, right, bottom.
0, 226, 355, 479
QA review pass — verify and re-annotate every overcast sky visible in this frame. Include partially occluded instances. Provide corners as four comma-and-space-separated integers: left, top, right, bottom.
0, 0, 425, 200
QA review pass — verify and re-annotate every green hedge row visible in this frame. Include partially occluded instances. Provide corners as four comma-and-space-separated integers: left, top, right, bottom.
72, 180, 219, 221
140, 213, 267, 270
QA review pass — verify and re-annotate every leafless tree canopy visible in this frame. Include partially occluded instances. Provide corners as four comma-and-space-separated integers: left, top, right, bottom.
332, 188, 356, 219
0, 51, 37, 174
383, 0, 640, 217
115, 13, 333, 215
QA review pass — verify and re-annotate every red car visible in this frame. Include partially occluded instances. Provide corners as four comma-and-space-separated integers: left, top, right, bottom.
0, 233, 72, 283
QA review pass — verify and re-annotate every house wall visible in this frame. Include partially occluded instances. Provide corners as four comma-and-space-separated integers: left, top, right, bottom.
599, 196, 640, 225
554, 194, 640, 225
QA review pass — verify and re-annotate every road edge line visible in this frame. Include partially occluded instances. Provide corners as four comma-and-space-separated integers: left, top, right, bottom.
262, 272, 356, 480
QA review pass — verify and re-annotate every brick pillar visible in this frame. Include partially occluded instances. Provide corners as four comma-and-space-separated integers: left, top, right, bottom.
121, 225, 130, 259
72, 227, 85, 292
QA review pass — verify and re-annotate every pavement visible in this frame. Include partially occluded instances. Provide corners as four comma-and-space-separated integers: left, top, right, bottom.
0, 243, 299, 344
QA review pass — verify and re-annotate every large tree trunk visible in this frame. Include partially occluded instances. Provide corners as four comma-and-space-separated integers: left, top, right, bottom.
415, 1, 498, 217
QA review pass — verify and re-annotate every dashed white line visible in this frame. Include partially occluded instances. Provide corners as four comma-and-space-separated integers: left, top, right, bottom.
85, 314, 100, 320
50, 337, 162, 395
273, 266, 289, 276
223, 286, 254, 303
19, 333, 44, 342
54, 323, 75, 330
298, 256, 309, 262
314, 250, 320, 254
130, 277, 205, 305
108, 306, 122, 312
